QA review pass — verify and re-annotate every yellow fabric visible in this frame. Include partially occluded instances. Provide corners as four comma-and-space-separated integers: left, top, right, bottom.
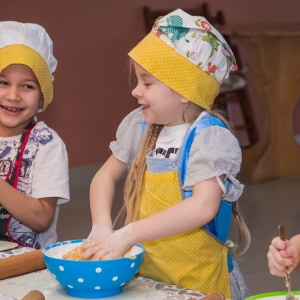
128, 33, 219, 109
138, 170, 231, 298
0, 44, 53, 110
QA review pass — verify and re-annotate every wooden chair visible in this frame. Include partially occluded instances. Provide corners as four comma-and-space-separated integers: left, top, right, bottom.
143, 4, 259, 148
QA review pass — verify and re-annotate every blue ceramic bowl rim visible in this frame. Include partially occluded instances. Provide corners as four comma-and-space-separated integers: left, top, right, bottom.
43, 239, 145, 261
43, 239, 145, 298
246, 291, 300, 299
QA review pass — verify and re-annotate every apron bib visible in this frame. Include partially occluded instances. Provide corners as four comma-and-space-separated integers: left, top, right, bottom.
137, 154, 231, 298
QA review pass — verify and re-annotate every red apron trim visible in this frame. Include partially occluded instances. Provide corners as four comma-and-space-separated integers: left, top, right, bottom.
4, 120, 36, 246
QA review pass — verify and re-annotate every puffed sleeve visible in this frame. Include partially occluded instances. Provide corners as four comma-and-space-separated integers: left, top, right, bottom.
183, 126, 244, 202
109, 107, 144, 167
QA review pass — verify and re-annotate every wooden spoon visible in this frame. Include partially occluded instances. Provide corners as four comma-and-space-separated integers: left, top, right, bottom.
278, 226, 298, 300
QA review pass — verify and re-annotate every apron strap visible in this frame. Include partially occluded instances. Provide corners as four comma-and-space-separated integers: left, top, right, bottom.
178, 114, 234, 272
5, 120, 36, 187
1, 120, 36, 245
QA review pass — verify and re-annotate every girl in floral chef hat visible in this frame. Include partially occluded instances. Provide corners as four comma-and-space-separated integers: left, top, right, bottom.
83, 9, 251, 299
0, 21, 69, 249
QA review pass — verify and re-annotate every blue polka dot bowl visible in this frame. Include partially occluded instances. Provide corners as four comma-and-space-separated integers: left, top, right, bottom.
42, 239, 145, 298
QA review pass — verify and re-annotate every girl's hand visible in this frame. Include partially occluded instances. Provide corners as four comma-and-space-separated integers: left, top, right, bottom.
81, 224, 113, 256
87, 224, 114, 243
267, 237, 300, 276
82, 225, 133, 260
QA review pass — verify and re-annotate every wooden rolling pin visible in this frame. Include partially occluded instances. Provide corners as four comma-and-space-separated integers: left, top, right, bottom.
21, 290, 45, 300
201, 292, 225, 300
0, 249, 46, 280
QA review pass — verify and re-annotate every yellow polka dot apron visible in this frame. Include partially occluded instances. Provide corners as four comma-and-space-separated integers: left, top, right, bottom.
137, 152, 231, 298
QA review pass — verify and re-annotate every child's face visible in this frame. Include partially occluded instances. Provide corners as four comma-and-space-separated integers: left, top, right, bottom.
131, 62, 189, 126
0, 64, 43, 137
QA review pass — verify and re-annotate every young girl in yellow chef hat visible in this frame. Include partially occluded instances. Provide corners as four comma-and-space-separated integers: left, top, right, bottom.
0, 21, 69, 249
83, 9, 251, 299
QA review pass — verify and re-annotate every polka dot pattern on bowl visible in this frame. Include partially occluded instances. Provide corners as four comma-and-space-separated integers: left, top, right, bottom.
43, 239, 145, 298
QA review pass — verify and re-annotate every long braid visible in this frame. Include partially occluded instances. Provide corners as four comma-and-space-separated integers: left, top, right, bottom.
231, 202, 251, 256
113, 124, 163, 227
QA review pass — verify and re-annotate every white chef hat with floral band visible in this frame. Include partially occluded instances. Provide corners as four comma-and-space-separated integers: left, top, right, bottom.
0, 21, 57, 110
128, 9, 238, 109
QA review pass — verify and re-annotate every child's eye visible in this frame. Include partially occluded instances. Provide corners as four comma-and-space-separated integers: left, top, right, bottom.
23, 84, 35, 89
0, 80, 8, 86
144, 83, 152, 87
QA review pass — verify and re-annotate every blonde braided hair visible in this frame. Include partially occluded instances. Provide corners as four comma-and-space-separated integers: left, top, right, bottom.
114, 124, 163, 226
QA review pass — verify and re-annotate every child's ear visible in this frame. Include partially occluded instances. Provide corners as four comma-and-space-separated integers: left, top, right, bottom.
179, 96, 190, 104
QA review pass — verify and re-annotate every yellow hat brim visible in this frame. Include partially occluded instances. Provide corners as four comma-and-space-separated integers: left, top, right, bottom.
128, 33, 219, 109
0, 44, 53, 110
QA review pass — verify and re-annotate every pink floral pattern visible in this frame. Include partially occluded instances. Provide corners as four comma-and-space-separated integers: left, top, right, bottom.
201, 21, 212, 31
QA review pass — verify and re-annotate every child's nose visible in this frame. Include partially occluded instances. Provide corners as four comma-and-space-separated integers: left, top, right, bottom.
6, 86, 20, 101
131, 85, 141, 99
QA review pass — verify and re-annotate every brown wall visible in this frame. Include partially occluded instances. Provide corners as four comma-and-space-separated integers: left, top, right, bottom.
1, 0, 299, 167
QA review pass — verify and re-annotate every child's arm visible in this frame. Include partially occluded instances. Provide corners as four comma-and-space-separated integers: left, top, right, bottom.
0, 126, 68, 234
0, 179, 57, 232
83, 176, 222, 260
87, 154, 127, 242
84, 109, 143, 245
268, 234, 300, 276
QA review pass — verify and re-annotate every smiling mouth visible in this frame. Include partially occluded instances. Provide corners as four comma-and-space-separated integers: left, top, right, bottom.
0, 105, 23, 112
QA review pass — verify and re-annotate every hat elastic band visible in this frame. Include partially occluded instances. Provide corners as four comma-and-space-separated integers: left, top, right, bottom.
0, 44, 53, 109
128, 33, 219, 109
